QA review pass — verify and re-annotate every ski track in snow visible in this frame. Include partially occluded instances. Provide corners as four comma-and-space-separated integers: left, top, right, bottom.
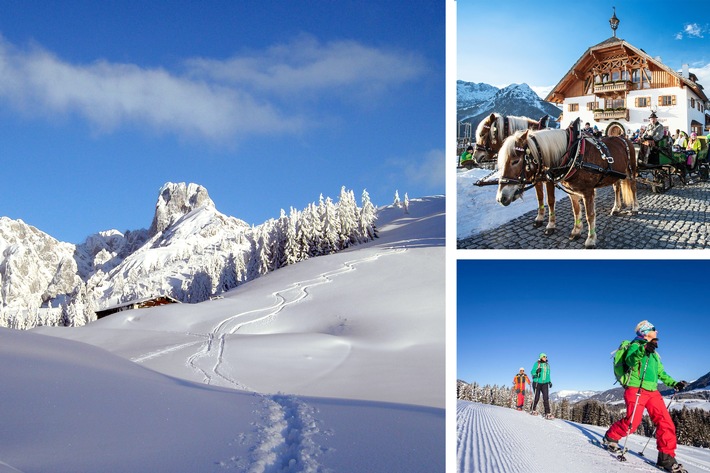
130, 247, 403, 472
457, 401, 539, 473
183, 246, 405, 391
456, 400, 710, 473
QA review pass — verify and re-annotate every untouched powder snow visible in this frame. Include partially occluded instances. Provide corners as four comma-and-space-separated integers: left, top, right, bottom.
457, 400, 710, 473
5, 196, 444, 473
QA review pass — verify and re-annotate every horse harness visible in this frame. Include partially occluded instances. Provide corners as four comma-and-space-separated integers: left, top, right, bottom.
502, 129, 632, 192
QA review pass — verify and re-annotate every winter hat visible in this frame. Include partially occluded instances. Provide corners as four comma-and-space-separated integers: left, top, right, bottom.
519, 367, 525, 371
539, 352, 547, 359
635, 320, 656, 338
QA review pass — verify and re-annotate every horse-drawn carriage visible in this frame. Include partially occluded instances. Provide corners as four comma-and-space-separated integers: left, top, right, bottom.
635, 135, 709, 193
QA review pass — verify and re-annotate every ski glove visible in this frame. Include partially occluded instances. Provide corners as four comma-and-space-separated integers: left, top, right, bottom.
644, 340, 658, 354
674, 380, 687, 392
536, 367, 541, 376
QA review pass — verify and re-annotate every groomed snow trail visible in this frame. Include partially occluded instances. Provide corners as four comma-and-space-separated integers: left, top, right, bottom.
457, 401, 538, 473
457, 400, 710, 473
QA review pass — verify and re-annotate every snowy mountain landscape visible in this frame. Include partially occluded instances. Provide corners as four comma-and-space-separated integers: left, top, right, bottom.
457, 400, 710, 473
0, 194, 444, 472
456, 80, 562, 133
0, 182, 379, 329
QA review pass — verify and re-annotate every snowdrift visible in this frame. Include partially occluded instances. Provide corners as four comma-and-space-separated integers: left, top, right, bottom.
7, 196, 445, 472
457, 400, 710, 473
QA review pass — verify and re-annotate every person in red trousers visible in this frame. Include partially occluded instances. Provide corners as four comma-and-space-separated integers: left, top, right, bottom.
603, 321, 688, 473
512, 367, 532, 411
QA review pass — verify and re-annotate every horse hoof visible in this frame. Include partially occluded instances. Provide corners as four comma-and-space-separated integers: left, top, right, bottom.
533, 221, 543, 228
585, 244, 596, 249
631, 210, 639, 215
544, 228, 556, 236
569, 234, 580, 241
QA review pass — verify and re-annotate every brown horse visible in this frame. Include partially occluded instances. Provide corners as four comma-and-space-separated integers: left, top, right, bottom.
496, 127, 638, 248
474, 113, 558, 234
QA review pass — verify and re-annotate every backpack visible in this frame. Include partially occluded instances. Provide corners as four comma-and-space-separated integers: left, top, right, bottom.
612, 340, 639, 386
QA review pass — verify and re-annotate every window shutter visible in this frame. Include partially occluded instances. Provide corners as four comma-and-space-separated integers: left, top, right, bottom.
635, 97, 639, 107
672, 95, 676, 105
658, 96, 663, 106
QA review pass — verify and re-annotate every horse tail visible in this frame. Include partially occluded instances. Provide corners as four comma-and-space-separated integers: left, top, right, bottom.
621, 179, 635, 206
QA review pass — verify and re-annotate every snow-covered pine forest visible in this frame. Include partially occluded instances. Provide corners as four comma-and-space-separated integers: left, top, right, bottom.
0, 183, 379, 330
458, 380, 710, 448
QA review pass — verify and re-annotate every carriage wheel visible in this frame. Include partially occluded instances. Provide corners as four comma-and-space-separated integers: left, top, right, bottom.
652, 170, 672, 193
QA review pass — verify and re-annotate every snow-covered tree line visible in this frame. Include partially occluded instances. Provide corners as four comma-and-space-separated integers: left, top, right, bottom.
172, 187, 378, 303
245, 187, 378, 279
457, 379, 710, 448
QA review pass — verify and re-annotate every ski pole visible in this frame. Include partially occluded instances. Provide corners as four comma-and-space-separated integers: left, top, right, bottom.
638, 393, 677, 457
619, 355, 650, 462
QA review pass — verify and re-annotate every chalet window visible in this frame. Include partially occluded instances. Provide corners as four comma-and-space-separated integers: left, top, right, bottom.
587, 102, 599, 111
569, 103, 579, 112
612, 71, 620, 81
621, 70, 629, 81
691, 98, 695, 108
632, 69, 640, 83
658, 95, 676, 106
635, 97, 651, 108
605, 98, 625, 109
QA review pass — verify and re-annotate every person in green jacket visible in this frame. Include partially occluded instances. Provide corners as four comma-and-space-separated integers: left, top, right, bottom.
530, 352, 553, 419
603, 320, 688, 473
459, 146, 474, 164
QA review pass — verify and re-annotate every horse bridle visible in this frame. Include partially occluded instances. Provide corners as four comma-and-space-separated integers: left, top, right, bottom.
476, 116, 510, 158
498, 135, 546, 191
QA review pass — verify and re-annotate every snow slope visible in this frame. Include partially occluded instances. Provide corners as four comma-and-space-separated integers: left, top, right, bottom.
456, 167, 567, 240
457, 400, 710, 473
6, 196, 445, 473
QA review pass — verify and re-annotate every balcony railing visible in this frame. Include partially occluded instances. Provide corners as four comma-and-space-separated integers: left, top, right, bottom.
593, 108, 629, 121
593, 81, 632, 95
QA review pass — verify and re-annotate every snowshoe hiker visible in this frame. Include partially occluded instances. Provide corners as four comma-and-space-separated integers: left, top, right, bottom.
530, 353, 553, 418
603, 321, 688, 472
512, 368, 532, 410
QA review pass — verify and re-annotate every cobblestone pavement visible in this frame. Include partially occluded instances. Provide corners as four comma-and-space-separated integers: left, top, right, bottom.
457, 177, 710, 249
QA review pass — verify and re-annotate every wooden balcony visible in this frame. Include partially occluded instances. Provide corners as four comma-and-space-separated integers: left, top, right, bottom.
593, 81, 632, 96
593, 109, 629, 121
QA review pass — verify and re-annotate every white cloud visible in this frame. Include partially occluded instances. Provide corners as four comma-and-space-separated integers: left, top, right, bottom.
676, 23, 705, 39
185, 35, 425, 99
0, 35, 425, 142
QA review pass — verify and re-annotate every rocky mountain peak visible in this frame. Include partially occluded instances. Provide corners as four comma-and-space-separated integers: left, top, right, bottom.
149, 182, 215, 236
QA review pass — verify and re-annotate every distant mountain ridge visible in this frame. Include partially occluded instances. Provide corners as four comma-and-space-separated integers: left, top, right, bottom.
456, 80, 562, 134
0, 182, 379, 329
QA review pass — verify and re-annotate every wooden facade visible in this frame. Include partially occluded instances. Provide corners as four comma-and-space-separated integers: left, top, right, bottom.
546, 36, 709, 136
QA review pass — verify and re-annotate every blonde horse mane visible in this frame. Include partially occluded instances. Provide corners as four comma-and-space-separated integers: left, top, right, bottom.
498, 128, 569, 169
477, 114, 542, 146
524, 129, 569, 167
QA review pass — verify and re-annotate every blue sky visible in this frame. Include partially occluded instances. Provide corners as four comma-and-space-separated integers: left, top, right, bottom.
0, 0, 444, 243
458, 260, 708, 393
458, 0, 710, 99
